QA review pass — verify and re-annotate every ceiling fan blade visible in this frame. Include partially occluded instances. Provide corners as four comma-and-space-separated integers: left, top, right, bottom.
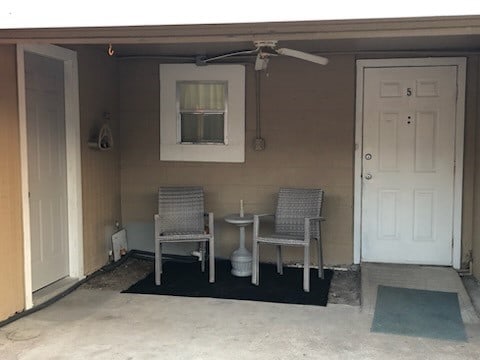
254, 54, 269, 71
276, 48, 329, 65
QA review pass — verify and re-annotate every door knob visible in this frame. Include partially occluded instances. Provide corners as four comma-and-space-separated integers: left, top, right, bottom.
365, 153, 372, 160
364, 173, 372, 180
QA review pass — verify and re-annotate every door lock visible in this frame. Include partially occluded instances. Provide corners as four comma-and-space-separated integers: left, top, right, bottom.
364, 173, 373, 180
365, 153, 372, 160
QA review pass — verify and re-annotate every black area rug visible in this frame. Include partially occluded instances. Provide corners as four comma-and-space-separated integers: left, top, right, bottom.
123, 259, 333, 306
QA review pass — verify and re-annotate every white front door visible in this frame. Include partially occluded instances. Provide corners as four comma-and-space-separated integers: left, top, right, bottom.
361, 66, 457, 265
25, 52, 69, 291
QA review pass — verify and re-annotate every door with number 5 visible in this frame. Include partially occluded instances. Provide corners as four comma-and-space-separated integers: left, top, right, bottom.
360, 64, 461, 265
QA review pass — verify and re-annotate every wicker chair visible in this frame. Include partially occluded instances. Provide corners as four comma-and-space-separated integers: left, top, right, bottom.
154, 186, 215, 285
252, 188, 325, 292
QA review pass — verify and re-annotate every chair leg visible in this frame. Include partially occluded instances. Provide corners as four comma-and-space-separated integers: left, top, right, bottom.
304, 244, 310, 292
208, 238, 215, 283
252, 239, 258, 286
200, 242, 206, 272
255, 242, 260, 286
155, 240, 162, 285
317, 237, 324, 279
276, 245, 283, 275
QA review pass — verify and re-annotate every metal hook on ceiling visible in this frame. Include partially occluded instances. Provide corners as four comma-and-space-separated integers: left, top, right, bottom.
107, 44, 115, 56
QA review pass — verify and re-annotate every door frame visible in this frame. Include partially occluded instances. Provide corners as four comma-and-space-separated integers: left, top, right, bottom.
17, 44, 84, 309
354, 57, 466, 269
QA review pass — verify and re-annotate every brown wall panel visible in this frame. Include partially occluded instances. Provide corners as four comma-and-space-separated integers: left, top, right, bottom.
73, 46, 122, 274
471, 56, 480, 279
0, 45, 25, 320
463, 56, 478, 271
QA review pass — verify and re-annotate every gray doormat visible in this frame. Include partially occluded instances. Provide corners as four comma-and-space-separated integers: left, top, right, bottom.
361, 263, 479, 324
371, 285, 467, 341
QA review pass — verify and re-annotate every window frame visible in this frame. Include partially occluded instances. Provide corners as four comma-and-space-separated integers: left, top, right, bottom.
160, 64, 245, 163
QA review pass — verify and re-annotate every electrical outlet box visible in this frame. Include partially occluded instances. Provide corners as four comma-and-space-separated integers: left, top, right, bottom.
254, 138, 265, 151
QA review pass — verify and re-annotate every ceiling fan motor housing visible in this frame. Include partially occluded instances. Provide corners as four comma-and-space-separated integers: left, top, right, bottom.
253, 40, 278, 48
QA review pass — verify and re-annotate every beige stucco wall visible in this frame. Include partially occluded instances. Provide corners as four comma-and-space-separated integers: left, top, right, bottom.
0, 45, 25, 321
119, 55, 355, 265
471, 56, 480, 279
73, 46, 122, 274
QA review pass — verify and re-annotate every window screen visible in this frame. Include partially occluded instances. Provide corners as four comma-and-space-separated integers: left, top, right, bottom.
177, 82, 227, 144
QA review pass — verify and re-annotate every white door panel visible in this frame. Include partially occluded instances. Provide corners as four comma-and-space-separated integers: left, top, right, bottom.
26, 52, 69, 291
361, 66, 457, 265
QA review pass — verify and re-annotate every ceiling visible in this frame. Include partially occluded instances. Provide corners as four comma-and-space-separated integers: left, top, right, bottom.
2, 16, 479, 59
107, 34, 480, 59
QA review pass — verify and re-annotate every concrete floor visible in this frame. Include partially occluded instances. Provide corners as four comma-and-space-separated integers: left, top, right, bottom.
1, 289, 480, 359
2, 260, 480, 359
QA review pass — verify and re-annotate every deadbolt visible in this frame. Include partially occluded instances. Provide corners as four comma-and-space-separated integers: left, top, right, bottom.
365, 153, 372, 160
364, 173, 373, 180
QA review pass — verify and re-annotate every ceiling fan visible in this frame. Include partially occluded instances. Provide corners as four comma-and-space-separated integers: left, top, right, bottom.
197, 40, 329, 70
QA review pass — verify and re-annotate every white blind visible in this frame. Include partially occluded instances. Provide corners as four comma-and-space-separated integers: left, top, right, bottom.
178, 82, 226, 111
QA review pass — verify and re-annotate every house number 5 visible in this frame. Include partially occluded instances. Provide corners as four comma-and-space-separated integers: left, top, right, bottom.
406, 88, 412, 96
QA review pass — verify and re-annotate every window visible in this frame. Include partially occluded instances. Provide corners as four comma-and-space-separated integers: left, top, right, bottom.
160, 64, 245, 162
177, 81, 226, 144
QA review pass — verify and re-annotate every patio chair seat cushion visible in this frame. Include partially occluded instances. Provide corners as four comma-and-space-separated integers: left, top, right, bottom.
258, 233, 307, 242
161, 231, 205, 236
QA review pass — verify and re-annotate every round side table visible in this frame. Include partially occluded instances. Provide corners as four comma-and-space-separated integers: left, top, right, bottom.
225, 214, 253, 277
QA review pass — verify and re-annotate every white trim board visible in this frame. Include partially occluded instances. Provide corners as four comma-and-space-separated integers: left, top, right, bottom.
354, 57, 466, 269
17, 44, 84, 309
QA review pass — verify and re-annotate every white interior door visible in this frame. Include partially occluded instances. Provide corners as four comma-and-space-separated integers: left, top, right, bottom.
361, 66, 457, 265
25, 52, 69, 291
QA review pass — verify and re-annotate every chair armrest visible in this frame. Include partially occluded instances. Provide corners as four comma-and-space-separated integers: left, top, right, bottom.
207, 212, 214, 235
154, 214, 160, 239
255, 213, 275, 218
253, 214, 274, 239
304, 217, 325, 241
